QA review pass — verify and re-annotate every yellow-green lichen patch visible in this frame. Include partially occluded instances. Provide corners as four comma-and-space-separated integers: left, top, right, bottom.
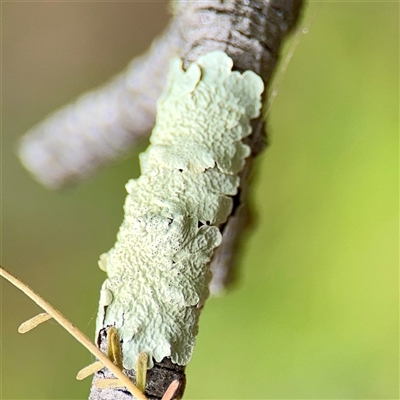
95, 51, 263, 369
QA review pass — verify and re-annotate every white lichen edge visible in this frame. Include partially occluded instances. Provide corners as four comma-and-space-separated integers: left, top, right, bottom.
95, 51, 264, 370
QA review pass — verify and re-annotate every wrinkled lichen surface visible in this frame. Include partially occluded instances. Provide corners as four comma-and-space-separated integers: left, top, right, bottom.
95, 51, 264, 369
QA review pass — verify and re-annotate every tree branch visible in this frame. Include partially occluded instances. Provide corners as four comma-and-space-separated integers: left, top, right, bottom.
18, 15, 182, 189
15, 1, 304, 399
17, 0, 302, 190
87, 2, 303, 400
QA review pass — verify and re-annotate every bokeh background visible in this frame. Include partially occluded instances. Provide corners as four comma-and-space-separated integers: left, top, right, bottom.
2, 1, 398, 399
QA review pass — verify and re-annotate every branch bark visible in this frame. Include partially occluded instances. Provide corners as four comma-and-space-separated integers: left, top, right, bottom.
17, 1, 302, 190
18, 17, 182, 189
82, 1, 303, 400
13, 1, 304, 399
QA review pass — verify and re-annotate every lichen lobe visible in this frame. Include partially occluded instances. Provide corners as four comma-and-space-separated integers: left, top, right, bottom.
95, 51, 264, 369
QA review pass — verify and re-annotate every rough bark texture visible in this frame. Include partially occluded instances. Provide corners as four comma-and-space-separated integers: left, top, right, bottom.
17, 0, 302, 190
18, 19, 182, 189
90, 328, 186, 400
85, 1, 303, 400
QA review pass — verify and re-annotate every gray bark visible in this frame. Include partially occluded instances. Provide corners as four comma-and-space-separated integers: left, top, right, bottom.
90, 328, 186, 400
85, 1, 303, 400
18, 18, 182, 189
17, 0, 302, 190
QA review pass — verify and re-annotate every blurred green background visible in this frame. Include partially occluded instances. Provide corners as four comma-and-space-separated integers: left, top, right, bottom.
2, 1, 398, 399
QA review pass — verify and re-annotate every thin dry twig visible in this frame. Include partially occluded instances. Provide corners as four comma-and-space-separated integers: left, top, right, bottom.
95, 379, 125, 389
107, 327, 124, 370
161, 380, 179, 400
77, 361, 104, 381
0, 265, 147, 400
18, 312, 52, 333
136, 352, 149, 393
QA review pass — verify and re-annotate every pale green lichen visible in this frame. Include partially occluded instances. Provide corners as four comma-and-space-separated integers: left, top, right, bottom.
95, 51, 264, 369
